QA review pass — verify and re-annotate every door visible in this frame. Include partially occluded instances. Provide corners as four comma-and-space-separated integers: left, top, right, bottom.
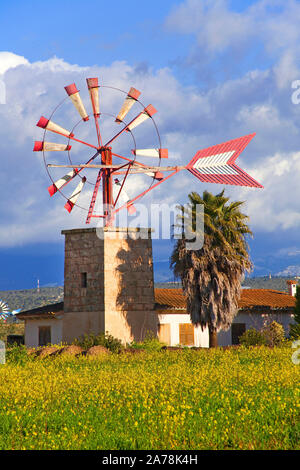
231, 323, 246, 345
38, 326, 51, 346
179, 323, 194, 346
158, 324, 171, 345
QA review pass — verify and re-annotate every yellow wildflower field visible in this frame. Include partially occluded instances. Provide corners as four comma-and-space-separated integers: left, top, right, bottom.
0, 346, 299, 450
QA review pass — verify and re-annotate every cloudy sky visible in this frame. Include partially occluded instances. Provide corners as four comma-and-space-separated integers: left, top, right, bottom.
1, 0, 300, 289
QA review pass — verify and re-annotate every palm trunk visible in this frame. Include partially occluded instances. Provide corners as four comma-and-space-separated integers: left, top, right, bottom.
209, 327, 218, 348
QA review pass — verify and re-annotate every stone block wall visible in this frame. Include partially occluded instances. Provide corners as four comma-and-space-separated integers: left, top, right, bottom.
63, 228, 105, 313
61, 227, 157, 344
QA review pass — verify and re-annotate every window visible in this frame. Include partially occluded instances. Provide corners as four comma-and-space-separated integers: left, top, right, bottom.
231, 323, 246, 345
81, 272, 87, 288
38, 326, 51, 347
179, 323, 194, 346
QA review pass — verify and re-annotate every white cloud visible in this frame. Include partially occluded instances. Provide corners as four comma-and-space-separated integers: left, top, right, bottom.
166, 0, 300, 54
165, 0, 300, 89
166, 0, 252, 53
228, 150, 300, 232
1, 37, 300, 247
276, 265, 300, 276
276, 247, 300, 257
0, 51, 28, 75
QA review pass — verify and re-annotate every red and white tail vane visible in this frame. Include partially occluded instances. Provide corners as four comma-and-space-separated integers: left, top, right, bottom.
187, 133, 263, 188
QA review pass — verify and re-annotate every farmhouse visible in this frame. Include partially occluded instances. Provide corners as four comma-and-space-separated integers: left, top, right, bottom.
16, 228, 296, 348
156, 286, 296, 347
17, 285, 296, 348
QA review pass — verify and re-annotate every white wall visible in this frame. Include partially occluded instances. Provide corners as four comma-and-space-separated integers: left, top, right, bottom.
24, 310, 294, 348
158, 311, 295, 348
217, 311, 295, 347
158, 313, 209, 348
25, 318, 63, 348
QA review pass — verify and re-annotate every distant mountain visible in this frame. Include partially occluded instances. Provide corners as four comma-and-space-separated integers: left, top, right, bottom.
155, 281, 182, 289
242, 276, 297, 293
156, 276, 297, 293
0, 286, 63, 312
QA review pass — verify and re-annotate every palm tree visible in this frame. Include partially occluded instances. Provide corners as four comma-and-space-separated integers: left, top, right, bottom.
170, 190, 253, 347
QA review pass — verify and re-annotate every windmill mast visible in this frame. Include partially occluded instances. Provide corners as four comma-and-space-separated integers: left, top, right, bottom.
101, 147, 113, 222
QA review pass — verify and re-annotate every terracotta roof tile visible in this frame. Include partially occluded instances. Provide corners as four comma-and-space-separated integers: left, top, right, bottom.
155, 289, 186, 309
238, 289, 295, 309
154, 288, 295, 311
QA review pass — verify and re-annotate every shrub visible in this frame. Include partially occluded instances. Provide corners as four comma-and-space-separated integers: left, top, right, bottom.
239, 322, 286, 347
289, 323, 300, 340
129, 332, 164, 351
130, 338, 163, 351
73, 332, 123, 354
103, 333, 123, 354
6, 344, 29, 365
262, 321, 285, 347
239, 328, 267, 347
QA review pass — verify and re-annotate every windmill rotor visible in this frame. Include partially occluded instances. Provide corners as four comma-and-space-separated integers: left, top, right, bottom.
34, 77, 263, 226
0, 299, 9, 321
35, 79, 167, 224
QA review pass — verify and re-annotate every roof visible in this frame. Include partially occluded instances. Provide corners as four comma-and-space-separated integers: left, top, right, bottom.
16, 302, 64, 319
238, 289, 295, 309
16, 288, 295, 320
155, 288, 186, 310
155, 288, 295, 311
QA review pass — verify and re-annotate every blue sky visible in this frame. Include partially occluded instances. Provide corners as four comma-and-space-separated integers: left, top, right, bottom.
1, 0, 300, 292
0, 1, 191, 71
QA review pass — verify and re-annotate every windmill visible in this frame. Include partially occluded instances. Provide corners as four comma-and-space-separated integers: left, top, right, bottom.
0, 299, 21, 322
0, 300, 9, 321
34, 78, 263, 226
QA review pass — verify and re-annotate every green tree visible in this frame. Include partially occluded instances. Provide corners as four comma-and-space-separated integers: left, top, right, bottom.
170, 190, 253, 347
293, 286, 300, 324
262, 321, 285, 347
290, 285, 300, 339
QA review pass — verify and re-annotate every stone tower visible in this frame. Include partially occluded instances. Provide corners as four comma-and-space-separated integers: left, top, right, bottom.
61, 227, 158, 344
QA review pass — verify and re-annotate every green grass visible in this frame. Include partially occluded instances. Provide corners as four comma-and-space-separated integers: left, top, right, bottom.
0, 345, 299, 450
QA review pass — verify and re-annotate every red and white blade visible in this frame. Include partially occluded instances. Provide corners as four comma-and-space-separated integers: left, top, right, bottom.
115, 87, 141, 123
33, 141, 71, 152
64, 178, 86, 213
48, 169, 78, 196
127, 203, 136, 215
37, 117, 74, 138
113, 182, 130, 202
113, 182, 136, 214
65, 83, 89, 122
126, 105, 157, 132
143, 170, 164, 180
187, 133, 263, 188
132, 148, 168, 159
86, 78, 100, 117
